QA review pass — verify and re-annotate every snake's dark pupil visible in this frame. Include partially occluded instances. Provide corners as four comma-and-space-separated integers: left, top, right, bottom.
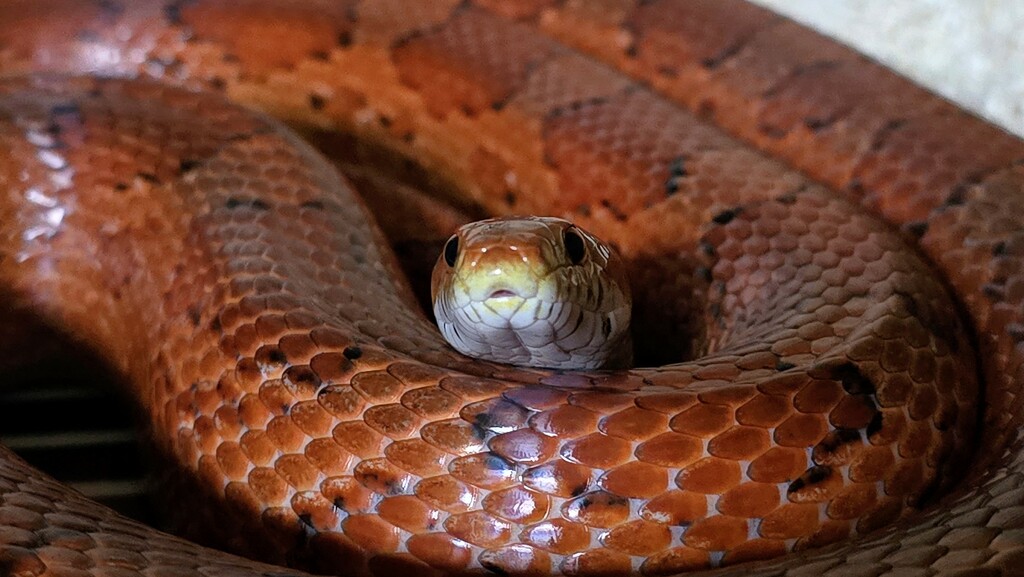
564, 228, 586, 265
444, 235, 459, 267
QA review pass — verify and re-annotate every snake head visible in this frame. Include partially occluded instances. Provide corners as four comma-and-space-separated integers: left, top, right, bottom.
431, 216, 632, 370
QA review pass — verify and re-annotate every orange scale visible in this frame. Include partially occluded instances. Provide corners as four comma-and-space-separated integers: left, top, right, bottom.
399, 386, 463, 420
216, 442, 251, 481
489, 428, 560, 464
718, 482, 780, 518
290, 491, 340, 532
670, 403, 733, 437
363, 403, 422, 440
266, 415, 308, 453
304, 437, 352, 477
377, 495, 443, 533
342, 514, 401, 554
599, 461, 669, 499
384, 439, 449, 477
278, 333, 319, 364
321, 476, 376, 515
826, 483, 879, 521
684, 515, 749, 551
676, 457, 741, 494
522, 459, 593, 498
443, 510, 514, 549
774, 412, 828, 447
332, 421, 386, 459
274, 453, 320, 491
600, 406, 669, 441
248, 467, 290, 506
240, 429, 279, 467
520, 518, 592, 555
316, 385, 366, 421
257, 379, 295, 417
793, 379, 843, 413
289, 400, 333, 438
721, 538, 788, 566
419, 418, 487, 456
640, 490, 709, 526
478, 544, 552, 576
414, 475, 482, 513
483, 486, 550, 524
848, 445, 896, 483
561, 433, 633, 469
636, 432, 703, 468
602, 519, 673, 556
735, 394, 792, 428
560, 548, 633, 576
448, 453, 520, 491
308, 352, 355, 384
640, 546, 712, 575
351, 370, 404, 404
759, 503, 820, 539
708, 425, 770, 460
530, 405, 601, 438
406, 533, 473, 572
562, 490, 630, 528
354, 458, 416, 496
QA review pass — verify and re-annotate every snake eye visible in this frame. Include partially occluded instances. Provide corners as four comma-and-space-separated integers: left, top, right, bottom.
563, 227, 586, 265
443, 235, 459, 267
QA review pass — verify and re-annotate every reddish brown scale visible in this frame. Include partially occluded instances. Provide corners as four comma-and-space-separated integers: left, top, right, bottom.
0, 1, 1018, 577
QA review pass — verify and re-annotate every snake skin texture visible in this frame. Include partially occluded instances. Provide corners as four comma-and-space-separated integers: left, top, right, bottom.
0, 1, 1023, 576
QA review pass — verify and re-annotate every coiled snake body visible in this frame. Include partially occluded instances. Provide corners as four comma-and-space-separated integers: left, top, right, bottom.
0, 1, 1022, 576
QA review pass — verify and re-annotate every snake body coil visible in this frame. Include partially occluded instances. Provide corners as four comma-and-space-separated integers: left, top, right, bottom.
0, 2, 1023, 576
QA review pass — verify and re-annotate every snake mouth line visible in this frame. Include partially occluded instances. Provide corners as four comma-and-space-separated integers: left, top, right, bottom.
488, 289, 517, 299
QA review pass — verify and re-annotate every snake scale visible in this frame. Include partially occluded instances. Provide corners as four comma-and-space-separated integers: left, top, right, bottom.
1, 1, 1023, 576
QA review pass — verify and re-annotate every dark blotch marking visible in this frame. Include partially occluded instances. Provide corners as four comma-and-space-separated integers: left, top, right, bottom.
775, 360, 795, 371
804, 115, 837, 132
267, 347, 288, 365
301, 200, 325, 210
776, 193, 797, 205
338, 31, 353, 47
504, 191, 516, 206
814, 428, 861, 457
701, 41, 745, 70
866, 411, 884, 439
831, 362, 876, 396
310, 50, 330, 61
904, 220, 928, 239
711, 207, 741, 225
343, 345, 362, 360
50, 103, 81, 116
137, 172, 161, 184
480, 560, 510, 577
944, 186, 967, 207
993, 241, 1008, 256
164, 2, 185, 25
787, 465, 833, 494
209, 77, 227, 90
76, 30, 102, 43
870, 118, 907, 151
309, 94, 326, 111
187, 305, 201, 327
210, 315, 222, 332
179, 158, 200, 172
602, 317, 612, 338
97, 0, 124, 18
600, 199, 628, 221
983, 283, 1005, 301
114, 182, 129, 191
695, 266, 713, 283
664, 155, 689, 196
225, 197, 271, 210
